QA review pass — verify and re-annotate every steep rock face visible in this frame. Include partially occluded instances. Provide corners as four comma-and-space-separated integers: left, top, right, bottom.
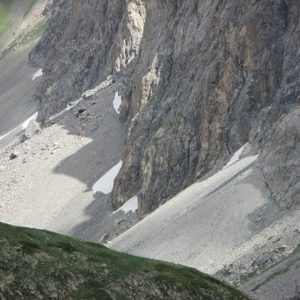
32, 0, 300, 215
30, 0, 145, 121
111, 0, 300, 214
258, 107, 300, 209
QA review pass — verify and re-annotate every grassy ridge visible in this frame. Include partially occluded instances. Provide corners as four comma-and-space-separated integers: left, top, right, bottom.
0, 0, 46, 52
8, 20, 47, 49
0, 222, 248, 299
0, 0, 12, 37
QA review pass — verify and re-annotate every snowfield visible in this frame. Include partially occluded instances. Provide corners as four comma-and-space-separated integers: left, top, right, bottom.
0, 112, 38, 145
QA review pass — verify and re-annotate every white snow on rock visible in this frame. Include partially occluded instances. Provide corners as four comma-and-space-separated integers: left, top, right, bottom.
92, 161, 122, 194
22, 112, 39, 130
223, 143, 248, 169
31, 69, 43, 80
113, 92, 122, 114
24, 120, 41, 139
0, 112, 38, 141
82, 76, 115, 99
114, 196, 138, 214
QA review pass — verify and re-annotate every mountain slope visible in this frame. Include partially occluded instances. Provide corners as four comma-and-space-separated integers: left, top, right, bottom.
0, 222, 247, 299
108, 152, 300, 298
242, 246, 300, 300
0, 0, 48, 55
31, 0, 300, 216
0, 0, 49, 140
0, 1, 299, 299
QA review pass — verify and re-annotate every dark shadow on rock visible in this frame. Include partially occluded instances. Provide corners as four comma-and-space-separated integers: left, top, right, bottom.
46, 83, 132, 241
68, 191, 138, 243
52, 84, 125, 188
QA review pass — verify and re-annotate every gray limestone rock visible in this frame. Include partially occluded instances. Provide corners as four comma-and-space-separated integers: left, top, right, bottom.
30, 1, 300, 217
111, 0, 300, 215
258, 106, 300, 208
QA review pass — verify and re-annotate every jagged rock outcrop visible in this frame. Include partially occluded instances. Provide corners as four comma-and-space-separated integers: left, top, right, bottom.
111, 0, 300, 214
30, 0, 145, 121
32, 0, 300, 215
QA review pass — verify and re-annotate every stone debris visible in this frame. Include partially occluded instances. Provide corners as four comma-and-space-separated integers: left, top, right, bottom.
9, 152, 18, 160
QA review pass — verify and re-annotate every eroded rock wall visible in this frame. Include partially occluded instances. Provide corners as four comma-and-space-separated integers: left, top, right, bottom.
31, 0, 146, 121
32, 0, 300, 215
258, 107, 300, 209
111, 0, 300, 214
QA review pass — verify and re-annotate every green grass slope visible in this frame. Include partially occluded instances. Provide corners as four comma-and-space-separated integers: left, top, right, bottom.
0, 0, 47, 54
8, 20, 47, 49
0, 0, 12, 37
0, 222, 248, 299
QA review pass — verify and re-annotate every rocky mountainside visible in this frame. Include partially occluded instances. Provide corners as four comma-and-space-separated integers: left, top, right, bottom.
31, 0, 299, 216
0, 222, 247, 299
0, 0, 299, 299
113, 0, 300, 215
30, 0, 145, 120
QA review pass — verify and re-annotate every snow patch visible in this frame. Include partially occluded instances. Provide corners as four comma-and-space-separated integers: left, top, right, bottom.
21, 112, 39, 130
92, 161, 122, 194
223, 143, 247, 169
114, 196, 138, 214
113, 92, 122, 114
0, 112, 38, 141
31, 69, 43, 80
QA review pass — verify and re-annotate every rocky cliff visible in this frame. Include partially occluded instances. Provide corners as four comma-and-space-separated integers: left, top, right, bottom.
32, 0, 300, 215
112, 0, 300, 215
30, 0, 145, 121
